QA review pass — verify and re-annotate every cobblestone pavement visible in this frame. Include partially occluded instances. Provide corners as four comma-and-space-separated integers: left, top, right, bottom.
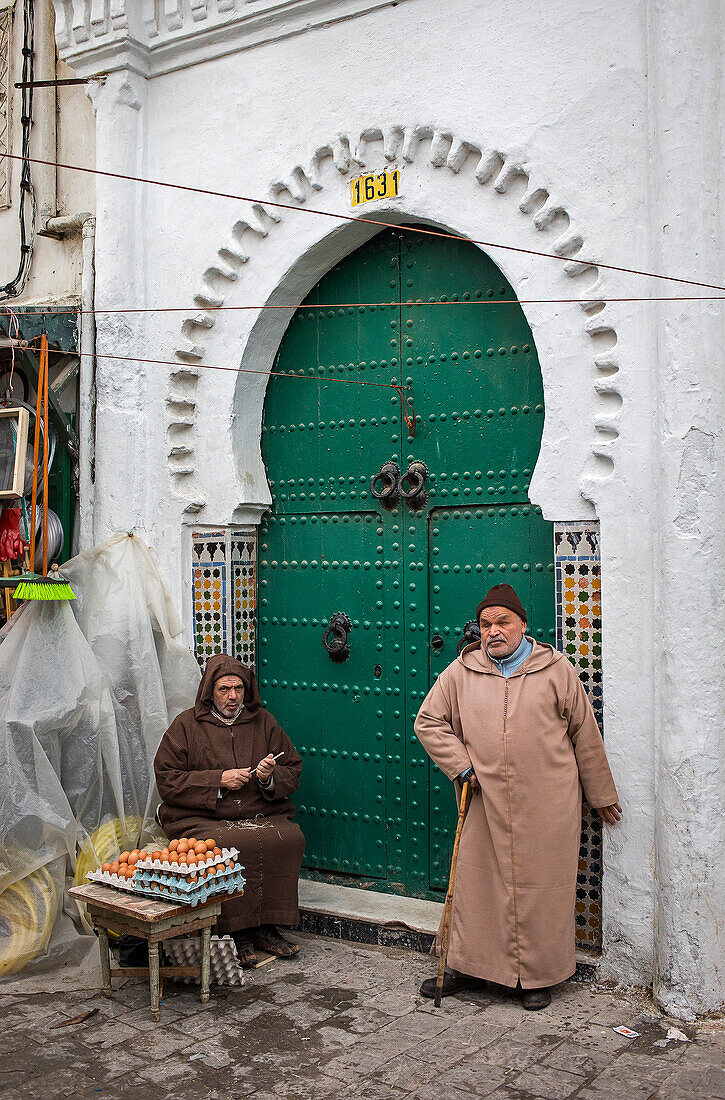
2, 933, 723, 1099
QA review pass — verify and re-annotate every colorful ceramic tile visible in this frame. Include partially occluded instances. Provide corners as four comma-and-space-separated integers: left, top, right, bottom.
191, 527, 257, 670
555, 521, 603, 950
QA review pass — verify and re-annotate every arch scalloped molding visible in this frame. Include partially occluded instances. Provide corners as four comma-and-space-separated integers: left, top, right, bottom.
167, 124, 621, 512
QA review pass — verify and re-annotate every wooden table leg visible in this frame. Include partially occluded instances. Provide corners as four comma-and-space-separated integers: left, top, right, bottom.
200, 926, 211, 1004
97, 928, 112, 997
148, 941, 161, 1021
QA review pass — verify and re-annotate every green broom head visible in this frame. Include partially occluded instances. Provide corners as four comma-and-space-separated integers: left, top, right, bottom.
13, 572, 76, 601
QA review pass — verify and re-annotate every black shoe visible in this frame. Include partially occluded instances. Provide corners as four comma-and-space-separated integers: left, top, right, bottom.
419, 970, 487, 999
251, 925, 300, 958
521, 986, 551, 1010
232, 932, 259, 969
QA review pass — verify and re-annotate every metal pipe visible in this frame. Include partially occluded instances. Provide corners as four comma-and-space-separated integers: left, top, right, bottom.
39, 211, 93, 238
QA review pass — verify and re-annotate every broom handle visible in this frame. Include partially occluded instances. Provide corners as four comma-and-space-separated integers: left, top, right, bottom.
28, 339, 44, 574
434, 778, 471, 1007
41, 334, 49, 576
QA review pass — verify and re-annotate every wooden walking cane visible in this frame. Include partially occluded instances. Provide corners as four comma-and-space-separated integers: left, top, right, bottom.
434, 778, 472, 1007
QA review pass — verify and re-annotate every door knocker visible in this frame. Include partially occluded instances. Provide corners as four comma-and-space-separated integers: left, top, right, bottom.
370, 461, 401, 509
323, 612, 353, 662
400, 460, 429, 511
457, 620, 481, 655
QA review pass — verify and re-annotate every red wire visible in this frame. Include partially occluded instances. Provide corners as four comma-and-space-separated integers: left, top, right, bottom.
1, 295, 725, 319
2, 151, 723, 292
40, 345, 405, 390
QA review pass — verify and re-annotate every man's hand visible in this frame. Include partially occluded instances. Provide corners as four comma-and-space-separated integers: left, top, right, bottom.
468, 773, 480, 791
597, 802, 622, 824
220, 768, 252, 790
255, 754, 277, 782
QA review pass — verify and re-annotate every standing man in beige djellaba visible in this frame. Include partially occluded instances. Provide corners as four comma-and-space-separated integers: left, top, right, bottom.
415, 583, 621, 1010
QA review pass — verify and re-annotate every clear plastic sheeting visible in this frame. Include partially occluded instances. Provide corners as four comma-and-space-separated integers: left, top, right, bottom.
0, 534, 201, 979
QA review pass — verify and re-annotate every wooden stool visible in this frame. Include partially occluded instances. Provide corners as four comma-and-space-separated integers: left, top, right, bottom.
69, 883, 232, 1021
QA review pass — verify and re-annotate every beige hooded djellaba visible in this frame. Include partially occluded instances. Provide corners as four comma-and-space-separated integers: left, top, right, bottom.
415, 639, 618, 989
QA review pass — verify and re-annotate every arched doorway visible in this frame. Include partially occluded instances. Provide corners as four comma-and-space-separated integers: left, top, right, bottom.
258, 227, 555, 899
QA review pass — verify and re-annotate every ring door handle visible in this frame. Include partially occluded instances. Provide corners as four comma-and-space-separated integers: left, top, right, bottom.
400, 461, 429, 511
457, 620, 481, 655
430, 633, 444, 652
370, 461, 401, 509
323, 612, 353, 663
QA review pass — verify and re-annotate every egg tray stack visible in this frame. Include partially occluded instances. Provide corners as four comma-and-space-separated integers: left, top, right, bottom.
133, 849, 246, 907
86, 869, 140, 893
163, 934, 245, 986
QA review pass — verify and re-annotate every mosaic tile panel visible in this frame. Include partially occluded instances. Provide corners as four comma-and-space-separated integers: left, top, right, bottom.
191, 528, 256, 670
231, 532, 257, 668
554, 521, 603, 951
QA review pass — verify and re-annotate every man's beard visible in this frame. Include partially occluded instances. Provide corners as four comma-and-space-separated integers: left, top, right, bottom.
216, 700, 244, 717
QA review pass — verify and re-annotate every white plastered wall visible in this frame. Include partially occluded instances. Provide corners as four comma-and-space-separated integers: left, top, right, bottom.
56, 0, 723, 1016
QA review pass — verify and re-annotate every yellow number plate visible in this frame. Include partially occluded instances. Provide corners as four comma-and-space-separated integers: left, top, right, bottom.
350, 168, 402, 207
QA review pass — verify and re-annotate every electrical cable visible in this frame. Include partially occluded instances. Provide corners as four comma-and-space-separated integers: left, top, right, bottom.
1, 150, 723, 292
38, 344, 406, 390
1, 295, 725, 321
0, 0, 36, 303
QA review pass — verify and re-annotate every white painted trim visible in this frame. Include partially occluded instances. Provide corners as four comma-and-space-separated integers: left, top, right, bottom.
166, 124, 621, 526
54, 0, 417, 78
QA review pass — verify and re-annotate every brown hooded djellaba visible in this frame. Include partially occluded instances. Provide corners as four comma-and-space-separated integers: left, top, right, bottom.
154, 655, 305, 933
415, 639, 617, 989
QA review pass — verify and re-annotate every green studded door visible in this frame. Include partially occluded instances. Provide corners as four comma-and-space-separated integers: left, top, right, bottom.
258, 228, 555, 898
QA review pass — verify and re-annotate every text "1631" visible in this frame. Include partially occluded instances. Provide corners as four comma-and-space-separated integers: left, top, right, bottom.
350, 169, 401, 207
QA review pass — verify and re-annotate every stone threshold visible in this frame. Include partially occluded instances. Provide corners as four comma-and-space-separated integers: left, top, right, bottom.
296, 879, 599, 979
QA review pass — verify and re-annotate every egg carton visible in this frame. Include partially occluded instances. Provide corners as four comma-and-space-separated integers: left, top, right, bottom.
86, 869, 139, 892
137, 847, 239, 876
163, 934, 244, 986
133, 867, 246, 907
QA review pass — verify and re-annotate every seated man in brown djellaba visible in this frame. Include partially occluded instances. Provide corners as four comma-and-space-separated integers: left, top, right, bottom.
154, 654, 305, 967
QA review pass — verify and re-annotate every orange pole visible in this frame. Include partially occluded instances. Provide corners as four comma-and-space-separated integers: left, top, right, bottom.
28, 340, 43, 575
41, 335, 49, 576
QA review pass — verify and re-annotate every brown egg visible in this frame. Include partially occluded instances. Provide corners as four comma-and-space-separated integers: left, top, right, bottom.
148, 882, 157, 891
101, 862, 111, 873
128, 853, 139, 866
225, 862, 233, 871
110, 861, 120, 874
168, 839, 179, 852
204, 838, 216, 849
119, 851, 131, 863
193, 842, 207, 856
212, 847, 222, 857
177, 839, 189, 854
190, 874, 198, 883
187, 853, 197, 866
206, 866, 216, 877
125, 866, 135, 879
151, 851, 162, 861
178, 854, 188, 865
137, 851, 148, 861
161, 849, 170, 860
188, 837, 198, 847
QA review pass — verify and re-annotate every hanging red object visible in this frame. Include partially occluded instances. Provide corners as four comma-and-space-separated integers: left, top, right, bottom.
0, 508, 27, 562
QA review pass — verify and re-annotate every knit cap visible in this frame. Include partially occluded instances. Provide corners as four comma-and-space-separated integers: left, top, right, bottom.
475, 583, 527, 623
